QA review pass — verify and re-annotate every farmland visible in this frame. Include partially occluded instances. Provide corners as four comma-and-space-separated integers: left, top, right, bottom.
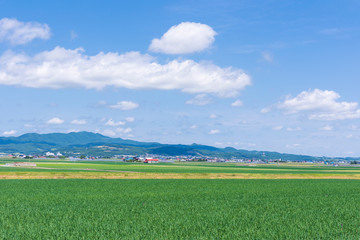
1, 159, 360, 179
1, 179, 360, 239
1, 160, 360, 239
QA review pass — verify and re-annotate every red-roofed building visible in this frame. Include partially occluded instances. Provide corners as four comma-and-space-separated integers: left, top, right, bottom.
144, 158, 159, 163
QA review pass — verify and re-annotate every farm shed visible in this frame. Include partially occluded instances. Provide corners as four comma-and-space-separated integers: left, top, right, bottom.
144, 159, 159, 163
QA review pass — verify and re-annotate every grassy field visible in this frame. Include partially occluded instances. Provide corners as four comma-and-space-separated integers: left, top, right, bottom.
1, 160, 360, 238
1, 179, 360, 239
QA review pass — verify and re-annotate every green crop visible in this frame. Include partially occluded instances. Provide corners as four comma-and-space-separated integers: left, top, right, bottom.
0, 179, 360, 239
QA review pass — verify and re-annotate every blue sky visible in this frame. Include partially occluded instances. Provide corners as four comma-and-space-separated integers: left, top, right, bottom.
0, 0, 359, 157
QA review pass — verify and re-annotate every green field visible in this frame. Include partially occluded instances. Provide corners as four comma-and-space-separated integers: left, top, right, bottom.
1, 159, 360, 179
1, 160, 360, 238
0, 179, 359, 239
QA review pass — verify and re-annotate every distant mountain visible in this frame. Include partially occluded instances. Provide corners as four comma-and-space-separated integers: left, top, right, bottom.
0, 131, 350, 161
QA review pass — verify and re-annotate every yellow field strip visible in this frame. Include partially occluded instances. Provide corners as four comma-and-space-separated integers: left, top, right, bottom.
1, 172, 360, 179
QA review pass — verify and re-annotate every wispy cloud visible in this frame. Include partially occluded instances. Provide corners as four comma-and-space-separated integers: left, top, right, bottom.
272, 126, 283, 131
186, 94, 212, 106
261, 51, 273, 63
105, 119, 125, 126
209, 113, 217, 119
0, 18, 50, 45
286, 127, 302, 132
319, 125, 333, 131
209, 129, 220, 134
71, 119, 87, 125
70, 30, 78, 40
109, 101, 139, 110
231, 99, 243, 107
125, 117, 135, 122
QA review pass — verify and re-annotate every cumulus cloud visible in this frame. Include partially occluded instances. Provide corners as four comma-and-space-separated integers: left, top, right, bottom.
2, 130, 16, 136
186, 94, 212, 106
149, 22, 216, 54
209, 129, 220, 134
109, 101, 139, 110
0, 47, 250, 97
105, 119, 125, 126
278, 89, 360, 120
71, 119, 87, 125
231, 100, 243, 107
0, 18, 50, 45
47, 117, 64, 124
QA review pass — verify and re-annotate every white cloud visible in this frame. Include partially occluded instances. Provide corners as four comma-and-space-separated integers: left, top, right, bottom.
125, 117, 135, 122
209, 114, 217, 119
0, 47, 250, 97
320, 28, 340, 35
70, 30, 78, 40
67, 129, 80, 133
71, 119, 87, 125
186, 94, 212, 106
149, 22, 216, 54
102, 129, 116, 137
278, 89, 360, 120
261, 51, 273, 63
286, 127, 302, 132
2, 130, 16, 136
105, 119, 125, 126
272, 126, 283, 131
47, 117, 64, 124
116, 127, 132, 134
0, 18, 50, 45
109, 101, 139, 110
190, 125, 197, 129
209, 129, 220, 134
350, 124, 358, 130
286, 143, 300, 148
260, 108, 271, 113
319, 125, 333, 131
24, 124, 33, 128
231, 100, 243, 107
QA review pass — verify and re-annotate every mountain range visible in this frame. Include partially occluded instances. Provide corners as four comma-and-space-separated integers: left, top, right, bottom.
0, 131, 354, 161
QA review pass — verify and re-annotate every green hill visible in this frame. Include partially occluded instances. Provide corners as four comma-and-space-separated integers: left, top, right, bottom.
0, 131, 345, 161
